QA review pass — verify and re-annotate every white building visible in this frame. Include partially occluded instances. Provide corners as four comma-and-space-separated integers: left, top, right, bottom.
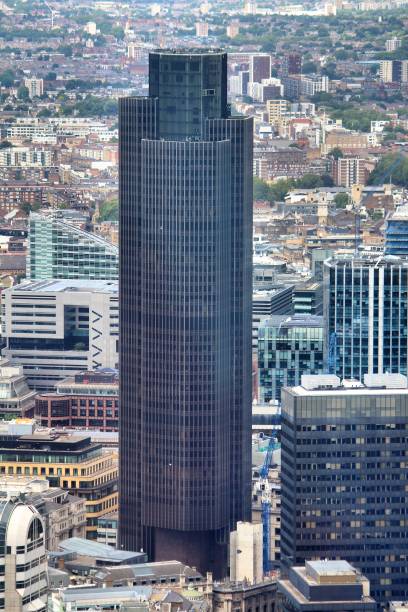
195, 21, 209, 37
0, 497, 48, 610
84, 21, 97, 35
300, 75, 329, 96
0, 147, 52, 167
24, 77, 44, 98
386, 37, 401, 52
2, 280, 119, 391
230, 521, 263, 584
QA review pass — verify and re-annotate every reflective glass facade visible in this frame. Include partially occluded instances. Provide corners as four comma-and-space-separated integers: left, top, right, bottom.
28, 212, 118, 280
258, 315, 324, 403
324, 257, 408, 381
385, 216, 408, 257
119, 50, 252, 576
281, 386, 408, 606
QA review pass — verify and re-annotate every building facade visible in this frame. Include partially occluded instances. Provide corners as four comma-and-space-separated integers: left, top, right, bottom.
119, 49, 252, 576
385, 205, 408, 257
0, 424, 118, 539
33, 369, 118, 430
0, 359, 36, 419
27, 211, 118, 280
2, 280, 118, 391
324, 256, 408, 381
258, 315, 324, 403
280, 375, 408, 605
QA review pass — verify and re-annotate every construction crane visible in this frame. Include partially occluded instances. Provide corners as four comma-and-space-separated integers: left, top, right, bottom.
44, 0, 56, 28
259, 434, 279, 574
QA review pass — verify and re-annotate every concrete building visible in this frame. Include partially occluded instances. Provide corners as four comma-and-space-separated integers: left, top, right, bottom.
97, 511, 118, 547
2, 280, 118, 391
0, 477, 86, 551
0, 496, 48, 611
267, 99, 289, 124
280, 374, 408, 605
0, 422, 118, 539
0, 358, 36, 419
229, 70, 250, 96
27, 211, 118, 280
332, 157, 369, 187
258, 315, 324, 402
280, 53, 302, 76
230, 522, 263, 584
213, 579, 277, 612
380, 60, 408, 83
227, 22, 240, 37
33, 369, 119, 431
278, 561, 376, 612
24, 77, 44, 98
292, 282, 323, 315
324, 255, 408, 381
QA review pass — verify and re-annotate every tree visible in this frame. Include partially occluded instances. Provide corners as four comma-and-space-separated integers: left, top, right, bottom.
17, 85, 29, 101
0, 69, 15, 87
334, 192, 349, 208
45, 71, 57, 81
367, 153, 408, 188
329, 147, 344, 160
98, 198, 118, 221
254, 176, 272, 201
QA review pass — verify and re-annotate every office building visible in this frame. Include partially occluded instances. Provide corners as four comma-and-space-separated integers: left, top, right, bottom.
24, 77, 44, 98
0, 476, 87, 551
292, 282, 323, 315
229, 71, 250, 96
258, 315, 324, 402
386, 37, 402, 52
33, 369, 118, 430
278, 561, 375, 612
0, 358, 36, 419
280, 374, 408, 605
2, 280, 118, 391
252, 287, 293, 350
0, 496, 48, 610
97, 512, 118, 547
230, 522, 263, 584
27, 211, 118, 280
385, 205, 408, 257
249, 54, 271, 83
324, 255, 408, 381
0, 421, 118, 539
280, 53, 302, 76
119, 49, 252, 576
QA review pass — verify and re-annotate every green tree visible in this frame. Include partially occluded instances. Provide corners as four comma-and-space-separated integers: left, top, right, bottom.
99, 198, 118, 221
253, 176, 272, 201
367, 153, 408, 187
17, 85, 29, 101
329, 147, 344, 160
334, 192, 349, 208
0, 69, 15, 87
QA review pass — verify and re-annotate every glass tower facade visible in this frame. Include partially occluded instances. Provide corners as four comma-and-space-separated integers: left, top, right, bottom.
385, 206, 408, 257
324, 256, 408, 381
258, 315, 324, 403
281, 383, 408, 605
28, 212, 118, 280
119, 50, 253, 576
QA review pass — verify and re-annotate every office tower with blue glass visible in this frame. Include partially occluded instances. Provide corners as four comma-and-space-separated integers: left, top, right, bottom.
280, 374, 408, 606
119, 49, 253, 576
28, 211, 118, 280
258, 314, 324, 403
324, 255, 408, 381
385, 205, 408, 257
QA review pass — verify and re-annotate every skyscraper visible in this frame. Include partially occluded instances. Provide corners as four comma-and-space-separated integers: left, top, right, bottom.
119, 49, 253, 576
324, 255, 408, 381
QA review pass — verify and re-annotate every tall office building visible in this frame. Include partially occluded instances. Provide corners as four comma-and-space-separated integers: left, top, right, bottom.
28, 211, 118, 280
280, 52, 302, 76
119, 50, 253, 576
280, 374, 408, 605
258, 315, 324, 402
249, 53, 271, 83
324, 256, 408, 381
385, 205, 408, 257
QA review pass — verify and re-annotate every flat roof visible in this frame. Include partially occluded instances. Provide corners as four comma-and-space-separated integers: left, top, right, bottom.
11, 279, 118, 294
59, 537, 143, 562
286, 385, 408, 397
307, 560, 355, 576
261, 315, 323, 328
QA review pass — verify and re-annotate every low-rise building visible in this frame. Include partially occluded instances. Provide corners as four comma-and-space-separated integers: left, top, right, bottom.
277, 560, 376, 611
0, 358, 36, 418
33, 369, 119, 431
97, 511, 118, 547
0, 421, 118, 539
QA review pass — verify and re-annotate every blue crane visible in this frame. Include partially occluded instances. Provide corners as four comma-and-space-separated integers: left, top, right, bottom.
259, 434, 280, 574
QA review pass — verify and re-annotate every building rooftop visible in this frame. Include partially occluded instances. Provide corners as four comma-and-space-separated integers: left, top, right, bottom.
11, 279, 118, 294
306, 560, 356, 580
288, 373, 408, 397
58, 537, 144, 564
325, 254, 408, 269
261, 314, 323, 329
61, 585, 153, 604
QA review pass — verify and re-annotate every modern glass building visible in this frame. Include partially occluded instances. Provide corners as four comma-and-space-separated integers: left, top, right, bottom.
258, 315, 324, 403
280, 374, 408, 606
28, 211, 118, 280
119, 49, 253, 576
385, 205, 408, 257
324, 255, 408, 381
